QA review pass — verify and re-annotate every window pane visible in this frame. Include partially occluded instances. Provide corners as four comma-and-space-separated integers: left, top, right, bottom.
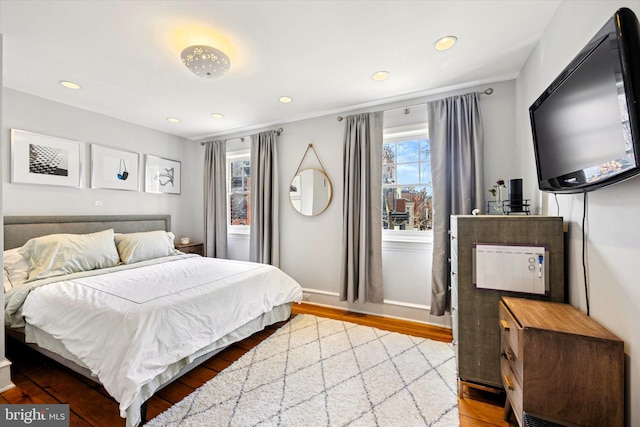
397, 140, 420, 163
420, 139, 430, 162
383, 164, 396, 184
421, 163, 431, 183
382, 132, 430, 231
396, 163, 419, 185
231, 161, 244, 177
230, 193, 250, 226
383, 144, 396, 164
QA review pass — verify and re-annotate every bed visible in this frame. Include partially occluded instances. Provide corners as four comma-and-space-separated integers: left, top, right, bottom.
3, 215, 303, 427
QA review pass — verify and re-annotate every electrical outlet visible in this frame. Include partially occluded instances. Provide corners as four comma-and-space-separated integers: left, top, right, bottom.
93, 201, 103, 207
302, 293, 310, 301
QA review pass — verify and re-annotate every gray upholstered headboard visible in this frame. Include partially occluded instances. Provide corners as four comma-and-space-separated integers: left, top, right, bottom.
4, 215, 171, 250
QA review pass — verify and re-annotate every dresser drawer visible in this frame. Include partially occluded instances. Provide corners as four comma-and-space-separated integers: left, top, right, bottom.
499, 301, 522, 360
501, 356, 523, 427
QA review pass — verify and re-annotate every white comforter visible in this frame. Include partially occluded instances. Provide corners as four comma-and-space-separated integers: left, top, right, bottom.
6, 254, 302, 420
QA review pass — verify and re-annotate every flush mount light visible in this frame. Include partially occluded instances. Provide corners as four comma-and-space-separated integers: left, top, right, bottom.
435, 35, 457, 51
211, 113, 225, 119
167, 117, 181, 124
59, 80, 81, 90
181, 45, 231, 79
372, 71, 390, 81
279, 96, 293, 103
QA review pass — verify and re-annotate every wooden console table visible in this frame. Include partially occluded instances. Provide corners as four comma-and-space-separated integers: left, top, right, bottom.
500, 297, 624, 426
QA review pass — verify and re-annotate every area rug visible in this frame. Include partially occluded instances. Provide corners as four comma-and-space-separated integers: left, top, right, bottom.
147, 314, 459, 426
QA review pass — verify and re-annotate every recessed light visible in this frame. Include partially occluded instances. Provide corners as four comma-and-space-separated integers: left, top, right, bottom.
372, 71, 390, 81
279, 96, 293, 103
167, 117, 181, 123
211, 113, 225, 119
434, 36, 457, 51
59, 80, 81, 90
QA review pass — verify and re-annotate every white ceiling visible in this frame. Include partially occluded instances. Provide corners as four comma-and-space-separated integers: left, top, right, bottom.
0, 0, 561, 141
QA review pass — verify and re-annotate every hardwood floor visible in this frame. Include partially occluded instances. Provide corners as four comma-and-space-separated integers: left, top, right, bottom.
2, 303, 511, 426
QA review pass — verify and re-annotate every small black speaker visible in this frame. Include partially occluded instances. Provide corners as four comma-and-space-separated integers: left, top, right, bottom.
509, 178, 523, 212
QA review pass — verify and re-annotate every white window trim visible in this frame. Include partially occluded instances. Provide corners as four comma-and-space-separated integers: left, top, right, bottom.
383, 229, 433, 243
227, 149, 251, 235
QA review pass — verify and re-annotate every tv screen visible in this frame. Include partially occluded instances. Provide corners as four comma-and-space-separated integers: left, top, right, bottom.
530, 7, 640, 193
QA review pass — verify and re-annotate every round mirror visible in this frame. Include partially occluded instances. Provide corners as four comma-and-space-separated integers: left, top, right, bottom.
289, 168, 332, 216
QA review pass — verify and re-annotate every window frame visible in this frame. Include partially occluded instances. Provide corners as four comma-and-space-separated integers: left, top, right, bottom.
227, 149, 251, 235
382, 124, 433, 243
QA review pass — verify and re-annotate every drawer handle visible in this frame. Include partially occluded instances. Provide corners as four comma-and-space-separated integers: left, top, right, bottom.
503, 374, 514, 390
501, 348, 515, 361
500, 319, 510, 331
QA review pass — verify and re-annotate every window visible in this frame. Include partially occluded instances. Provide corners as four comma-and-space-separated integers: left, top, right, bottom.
382, 128, 432, 232
227, 151, 251, 232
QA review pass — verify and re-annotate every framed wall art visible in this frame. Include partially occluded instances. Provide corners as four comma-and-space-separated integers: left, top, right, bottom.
144, 154, 181, 194
11, 129, 81, 187
90, 144, 140, 191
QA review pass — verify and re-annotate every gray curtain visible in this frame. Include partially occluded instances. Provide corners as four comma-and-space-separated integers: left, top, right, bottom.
203, 140, 228, 258
249, 130, 280, 267
340, 112, 384, 303
428, 92, 484, 316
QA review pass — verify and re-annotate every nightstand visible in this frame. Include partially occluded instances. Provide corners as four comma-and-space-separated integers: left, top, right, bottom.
175, 242, 204, 256
500, 297, 624, 426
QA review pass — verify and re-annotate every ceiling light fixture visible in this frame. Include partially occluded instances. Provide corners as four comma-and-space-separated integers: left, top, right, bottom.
181, 45, 231, 79
372, 71, 390, 81
211, 113, 225, 119
434, 36, 457, 51
279, 96, 293, 103
167, 117, 181, 123
59, 80, 81, 90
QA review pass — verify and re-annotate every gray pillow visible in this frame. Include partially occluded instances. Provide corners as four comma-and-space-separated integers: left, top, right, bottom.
18, 229, 120, 282
114, 230, 180, 264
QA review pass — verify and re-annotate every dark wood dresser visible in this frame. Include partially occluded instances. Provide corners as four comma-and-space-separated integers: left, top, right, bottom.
450, 215, 565, 392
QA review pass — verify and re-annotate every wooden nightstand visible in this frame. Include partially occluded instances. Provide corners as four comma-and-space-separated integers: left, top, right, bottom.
175, 242, 204, 256
500, 297, 624, 426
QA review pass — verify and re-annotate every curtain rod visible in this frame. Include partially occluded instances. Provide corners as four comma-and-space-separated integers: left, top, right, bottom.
335, 87, 494, 122
200, 127, 284, 146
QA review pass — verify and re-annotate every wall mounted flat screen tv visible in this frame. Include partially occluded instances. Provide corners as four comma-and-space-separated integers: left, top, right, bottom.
530, 7, 640, 193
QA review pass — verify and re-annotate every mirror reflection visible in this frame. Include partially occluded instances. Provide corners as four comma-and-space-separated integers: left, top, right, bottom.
290, 169, 332, 216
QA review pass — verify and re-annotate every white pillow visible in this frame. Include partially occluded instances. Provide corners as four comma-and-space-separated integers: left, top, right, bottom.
114, 230, 180, 264
18, 229, 120, 282
3, 247, 31, 290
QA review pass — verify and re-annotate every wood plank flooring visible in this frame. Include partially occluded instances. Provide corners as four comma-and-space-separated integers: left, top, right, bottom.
2, 303, 511, 426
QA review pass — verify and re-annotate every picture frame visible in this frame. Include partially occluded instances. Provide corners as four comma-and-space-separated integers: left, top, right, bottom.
10, 129, 81, 188
90, 144, 140, 191
144, 154, 181, 194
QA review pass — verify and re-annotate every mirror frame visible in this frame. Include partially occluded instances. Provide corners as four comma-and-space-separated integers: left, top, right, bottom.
289, 168, 333, 216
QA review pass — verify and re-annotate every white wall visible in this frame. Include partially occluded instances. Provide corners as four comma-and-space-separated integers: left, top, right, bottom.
0, 32, 16, 393
202, 79, 518, 327
2, 89, 200, 239
516, 2, 640, 424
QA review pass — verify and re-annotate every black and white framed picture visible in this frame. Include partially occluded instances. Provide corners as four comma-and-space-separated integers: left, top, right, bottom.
90, 144, 140, 191
144, 154, 181, 194
11, 129, 81, 187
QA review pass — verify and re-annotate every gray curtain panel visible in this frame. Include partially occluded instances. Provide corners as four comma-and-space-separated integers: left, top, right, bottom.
340, 112, 384, 304
203, 140, 228, 258
428, 92, 484, 316
249, 130, 280, 267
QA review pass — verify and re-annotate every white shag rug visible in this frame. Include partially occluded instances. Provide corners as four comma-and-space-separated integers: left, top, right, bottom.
147, 314, 459, 426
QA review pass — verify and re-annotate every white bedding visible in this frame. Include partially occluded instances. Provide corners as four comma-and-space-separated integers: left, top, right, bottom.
5, 254, 303, 424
